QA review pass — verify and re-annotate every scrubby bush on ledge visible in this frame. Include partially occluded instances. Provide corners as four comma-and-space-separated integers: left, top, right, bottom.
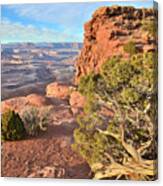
21, 106, 52, 136
123, 41, 137, 56
142, 20, 157, 37
1, 110, 26, 141
72, 52, 157, 180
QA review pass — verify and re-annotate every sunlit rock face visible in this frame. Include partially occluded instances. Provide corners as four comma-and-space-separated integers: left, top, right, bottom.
69, 91, 86, 115
75, 6, 157, 83
46, 82, 70, 100
1, 94, 50, 113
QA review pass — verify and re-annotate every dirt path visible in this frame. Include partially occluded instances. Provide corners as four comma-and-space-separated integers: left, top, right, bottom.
1, 115, 91, 179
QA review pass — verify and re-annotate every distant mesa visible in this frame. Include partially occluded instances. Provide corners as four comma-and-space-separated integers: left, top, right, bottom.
1, 42, 83, 65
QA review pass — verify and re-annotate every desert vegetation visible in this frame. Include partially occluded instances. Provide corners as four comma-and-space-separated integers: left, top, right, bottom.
73, 51, 157, 180
1, 5, 157, 179
73, 6, 158, 180
21, 106, 52, 136
1, 110, 26, 141
1, 107, 52, 140
123, 41, 137, 56
142, 19, 157, 37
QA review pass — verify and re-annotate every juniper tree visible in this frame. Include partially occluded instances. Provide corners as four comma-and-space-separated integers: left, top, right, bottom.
73, 52, 157, 180
2, 110, 26, 141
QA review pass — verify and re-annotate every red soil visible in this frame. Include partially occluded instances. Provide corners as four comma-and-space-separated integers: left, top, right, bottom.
1, 124, 91, 179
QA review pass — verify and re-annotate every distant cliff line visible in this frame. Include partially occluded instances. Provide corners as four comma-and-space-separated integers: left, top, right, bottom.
2, 42, 83, 50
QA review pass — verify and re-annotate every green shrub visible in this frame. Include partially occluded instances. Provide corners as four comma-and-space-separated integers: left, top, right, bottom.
1, 110, 26, 141
123, 41, 137, 56
101, 57, 135, 91
142, 20, 157, 37
78, 73, 100, 113
21, 106, 52, 136
73, 52, 157, 180
78, 72, 97, 97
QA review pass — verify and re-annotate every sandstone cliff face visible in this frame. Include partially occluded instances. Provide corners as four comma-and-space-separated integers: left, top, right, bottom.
75, 6, 157, 83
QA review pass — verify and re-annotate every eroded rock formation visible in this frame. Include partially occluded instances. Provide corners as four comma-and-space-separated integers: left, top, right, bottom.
69, 91, 86, 115
46, 82, 70, 100
1, 94, 50, 113
75, 6, 157, 83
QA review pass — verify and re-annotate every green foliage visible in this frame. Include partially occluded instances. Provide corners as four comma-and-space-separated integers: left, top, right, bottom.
123, 41, 137, 56
1, 110, 26, 141
130, 52, 156, 95
78, 73, 100, 113
99, 52, 156, 107
73, 52, 157, 180
119, 87, 140, 105
142, 20, 157, 37
78, 73, 97, 97
21, 106, 52, 136
72, 113, 108, 165
101, 57, 135, 91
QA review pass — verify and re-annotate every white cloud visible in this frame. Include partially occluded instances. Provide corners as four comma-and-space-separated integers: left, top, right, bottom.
2, 2, 153, 43
7, 4, 89, 26
1, 3, 115, 43
5, 3, 98, 35
0, 19, 81, 43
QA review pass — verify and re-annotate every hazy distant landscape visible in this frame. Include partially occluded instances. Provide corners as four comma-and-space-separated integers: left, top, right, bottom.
1, 42, 82, 100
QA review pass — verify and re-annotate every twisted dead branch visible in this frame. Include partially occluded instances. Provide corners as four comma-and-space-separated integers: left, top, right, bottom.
94, 122, 156, 180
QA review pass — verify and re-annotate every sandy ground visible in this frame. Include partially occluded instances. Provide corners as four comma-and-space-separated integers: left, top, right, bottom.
1, 123, 91, 179
1, 97, 91, 179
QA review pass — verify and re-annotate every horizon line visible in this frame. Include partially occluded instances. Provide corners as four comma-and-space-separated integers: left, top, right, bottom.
1, 41, 83, 44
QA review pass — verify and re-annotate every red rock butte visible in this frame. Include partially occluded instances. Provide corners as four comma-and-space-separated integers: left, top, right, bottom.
75, 6, 157, 83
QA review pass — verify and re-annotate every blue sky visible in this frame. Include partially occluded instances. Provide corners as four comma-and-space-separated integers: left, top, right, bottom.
1, 1, 154, 43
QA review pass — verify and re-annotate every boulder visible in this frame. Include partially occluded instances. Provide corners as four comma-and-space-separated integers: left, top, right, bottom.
1, 97, 28, 113
1, 94, 49, 113
69, 91, 86, 115
46, 82, 70, 99
26, 94, 48, 107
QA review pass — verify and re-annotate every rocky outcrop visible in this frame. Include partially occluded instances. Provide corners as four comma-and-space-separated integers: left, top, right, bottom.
1, 94, 49, 113
75, 6, 157, 83
46, 82, 70, 99
69, 91, 86, 115
1, 97, 28, 113
26, 94, 49, 106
